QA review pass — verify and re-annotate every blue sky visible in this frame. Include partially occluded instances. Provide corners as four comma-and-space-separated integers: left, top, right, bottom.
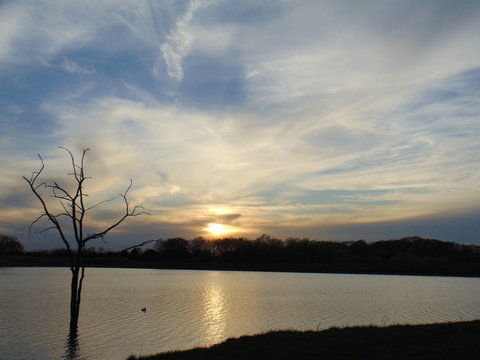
1, 0, 479, 250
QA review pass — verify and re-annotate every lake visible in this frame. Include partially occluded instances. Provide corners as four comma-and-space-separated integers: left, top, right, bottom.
1, 267, 480, 360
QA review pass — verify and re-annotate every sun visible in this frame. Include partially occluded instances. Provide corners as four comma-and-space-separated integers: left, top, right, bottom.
206, 223, 230, 236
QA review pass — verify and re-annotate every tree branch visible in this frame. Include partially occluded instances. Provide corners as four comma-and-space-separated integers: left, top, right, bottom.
23, 156, 72, 253
85, 197, 116, 211
83, 179, 149, 243
121, 239, 156, 252
25, 148, 147, 252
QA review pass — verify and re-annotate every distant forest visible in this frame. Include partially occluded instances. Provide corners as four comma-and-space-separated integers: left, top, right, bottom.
3, 234, 480, 276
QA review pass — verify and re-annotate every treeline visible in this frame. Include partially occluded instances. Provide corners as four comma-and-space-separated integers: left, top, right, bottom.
127, 235, 480, 265
128, 235, 480, 276
3, 234, 480, 276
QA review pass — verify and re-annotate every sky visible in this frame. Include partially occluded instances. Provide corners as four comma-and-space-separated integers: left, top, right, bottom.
0, 0, 479, 250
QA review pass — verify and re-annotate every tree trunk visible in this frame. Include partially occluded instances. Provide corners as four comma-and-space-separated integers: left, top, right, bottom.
69, 267, 80, 333
69, 252, 85, 334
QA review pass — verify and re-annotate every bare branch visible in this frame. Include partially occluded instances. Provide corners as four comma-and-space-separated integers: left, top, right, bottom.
82, 179, 149, 243
37, 226, 58, 234
25, 148, 147, 252
49, 182, 73, 200
121, 239, 156, 252
28, 213, 48, 237
34, 182, 47, 191
85, 197, 116, 211
29, 154, 45, 184
60, 200, 71, 216
59, 146, 79, 181
23, 156, 72, 253
131, 205, 150, 216
51, 194, 73, 202
59, 146, 90, 182
80, 148, 89, 179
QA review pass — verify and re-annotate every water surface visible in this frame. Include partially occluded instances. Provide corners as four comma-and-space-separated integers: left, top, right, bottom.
1, 267, 480, 360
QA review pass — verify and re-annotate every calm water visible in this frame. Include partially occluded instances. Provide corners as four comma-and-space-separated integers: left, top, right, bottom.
1, 267, 480, 360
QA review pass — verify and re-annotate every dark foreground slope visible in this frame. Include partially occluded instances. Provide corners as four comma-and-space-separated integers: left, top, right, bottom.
128, 320, 480, 360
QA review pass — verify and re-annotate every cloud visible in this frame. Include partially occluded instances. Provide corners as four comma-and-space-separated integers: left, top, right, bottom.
160, 0, 214, 81
217, 213, 242, 223
0, 2, 26, 65
0, 2, 92, 66
59, 57, 96, 75
1, 1, 480, 247
238, 1, 480, 117
0, 0, 166, 70
37, 87, 478, 237
261, 206, 480, 245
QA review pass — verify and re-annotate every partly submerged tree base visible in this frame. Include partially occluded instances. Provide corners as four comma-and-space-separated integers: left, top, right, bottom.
128, 320, 480, 360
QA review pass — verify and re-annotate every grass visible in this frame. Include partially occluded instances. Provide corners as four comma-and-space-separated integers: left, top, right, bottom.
127, 320, 480, 360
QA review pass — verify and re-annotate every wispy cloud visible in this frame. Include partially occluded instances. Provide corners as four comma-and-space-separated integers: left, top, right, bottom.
160, 0, 212, 81
59, 57, 96, 75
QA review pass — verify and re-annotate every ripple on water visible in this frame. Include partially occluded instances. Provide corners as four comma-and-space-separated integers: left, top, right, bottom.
2, 268, 480, 360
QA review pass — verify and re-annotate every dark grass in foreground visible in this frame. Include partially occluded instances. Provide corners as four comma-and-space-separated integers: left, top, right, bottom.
128, 320, 480, 360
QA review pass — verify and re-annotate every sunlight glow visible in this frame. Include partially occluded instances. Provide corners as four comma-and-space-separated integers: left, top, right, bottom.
206, 223, 230, 235
212, 208, 227, 214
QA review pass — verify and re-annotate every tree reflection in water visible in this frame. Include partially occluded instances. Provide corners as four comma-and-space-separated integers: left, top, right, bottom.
64, 330, 80, 360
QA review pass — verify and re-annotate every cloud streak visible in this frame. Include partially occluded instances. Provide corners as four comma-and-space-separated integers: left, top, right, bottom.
161, 0, 213, 81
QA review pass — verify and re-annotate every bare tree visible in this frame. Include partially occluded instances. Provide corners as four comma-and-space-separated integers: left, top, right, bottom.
23, 147, 147, 333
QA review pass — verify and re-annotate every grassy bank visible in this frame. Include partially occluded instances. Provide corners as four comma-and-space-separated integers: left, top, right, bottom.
128, 320, 480, 360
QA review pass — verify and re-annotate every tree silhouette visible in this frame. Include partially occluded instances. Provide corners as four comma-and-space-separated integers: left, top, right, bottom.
0, 234, 24, 255
23, 147, 147, 334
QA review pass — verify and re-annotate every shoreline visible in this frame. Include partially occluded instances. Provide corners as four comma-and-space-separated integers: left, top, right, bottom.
128, 320, 480, 360
2, 255, 480, 278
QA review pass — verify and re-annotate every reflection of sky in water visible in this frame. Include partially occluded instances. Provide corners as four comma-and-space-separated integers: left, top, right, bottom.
202, 281, 226, 343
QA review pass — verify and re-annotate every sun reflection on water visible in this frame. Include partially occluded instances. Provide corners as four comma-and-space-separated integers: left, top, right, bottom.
202, 280, 226, 344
